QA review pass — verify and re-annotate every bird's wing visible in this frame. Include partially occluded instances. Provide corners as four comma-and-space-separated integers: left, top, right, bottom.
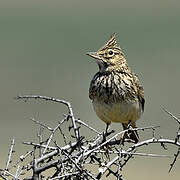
133, 73, 145, 112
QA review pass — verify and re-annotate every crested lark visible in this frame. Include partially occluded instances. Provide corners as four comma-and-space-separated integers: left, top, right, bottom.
87, 33, 145, 143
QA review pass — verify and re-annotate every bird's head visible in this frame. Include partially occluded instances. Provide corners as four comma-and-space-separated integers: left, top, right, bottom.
87, 33, 127, 73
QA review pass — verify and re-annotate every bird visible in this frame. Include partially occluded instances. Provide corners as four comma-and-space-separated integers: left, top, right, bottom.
87, 33, 145, 143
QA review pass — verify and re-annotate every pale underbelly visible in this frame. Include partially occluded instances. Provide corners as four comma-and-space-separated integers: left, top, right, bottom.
92, 100, 141, 124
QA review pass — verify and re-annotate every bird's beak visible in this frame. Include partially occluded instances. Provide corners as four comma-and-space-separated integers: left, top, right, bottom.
86, 52, 101, 60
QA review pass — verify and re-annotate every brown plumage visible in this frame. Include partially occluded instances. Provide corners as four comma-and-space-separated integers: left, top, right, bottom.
87, 33, 145, 143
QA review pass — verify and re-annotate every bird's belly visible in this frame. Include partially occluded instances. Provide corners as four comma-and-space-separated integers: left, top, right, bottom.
92, 100, 141, 124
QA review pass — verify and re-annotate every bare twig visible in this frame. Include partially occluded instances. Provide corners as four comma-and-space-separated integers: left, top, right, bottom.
4, 137, 15, 172
169, 147, 180, 172
42, 123, 61, 154
162, 107, 180, 124
75, 118, 101, 134
127, 138, 180, 152
31, 118, 52, 131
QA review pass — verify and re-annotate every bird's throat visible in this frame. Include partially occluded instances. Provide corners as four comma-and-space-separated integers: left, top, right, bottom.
97, 61, 108, 73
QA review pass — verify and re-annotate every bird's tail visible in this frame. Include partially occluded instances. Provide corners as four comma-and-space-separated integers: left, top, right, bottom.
121, 123, 139, 143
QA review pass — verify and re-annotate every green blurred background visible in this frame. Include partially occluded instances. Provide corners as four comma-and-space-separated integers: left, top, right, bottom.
0, 0, 180, 179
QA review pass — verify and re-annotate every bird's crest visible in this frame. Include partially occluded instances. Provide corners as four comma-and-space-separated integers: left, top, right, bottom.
98, 33, 121, 51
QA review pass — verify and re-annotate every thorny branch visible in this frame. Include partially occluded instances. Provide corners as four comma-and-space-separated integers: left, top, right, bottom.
1, 95, 180, 179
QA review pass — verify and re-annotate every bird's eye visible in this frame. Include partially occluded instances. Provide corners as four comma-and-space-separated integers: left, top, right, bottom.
108, 50, 114, 56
